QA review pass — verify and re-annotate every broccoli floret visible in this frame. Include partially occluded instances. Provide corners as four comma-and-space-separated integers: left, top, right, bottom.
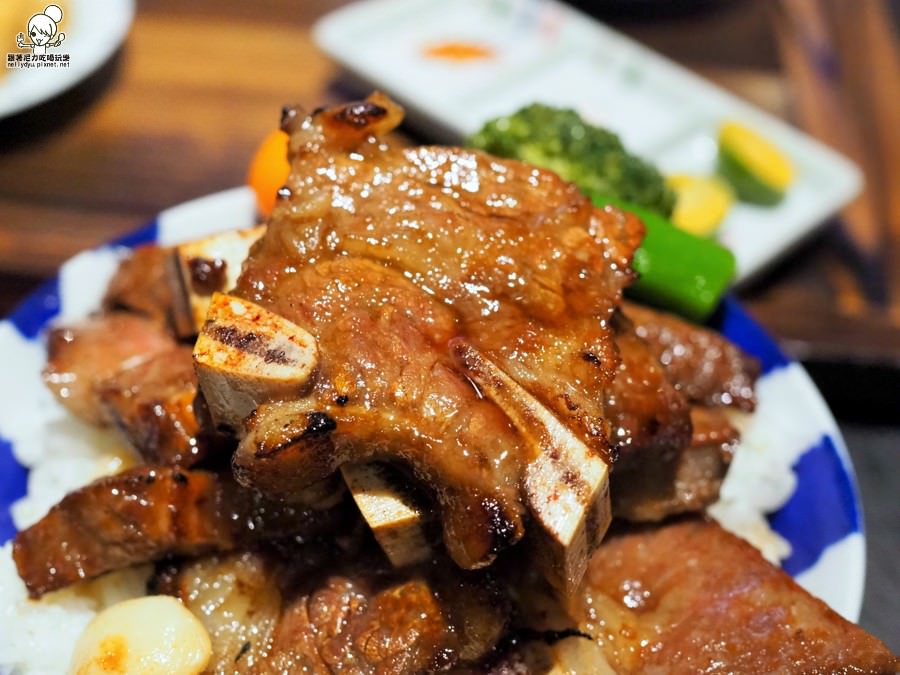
467, 103, 675, 217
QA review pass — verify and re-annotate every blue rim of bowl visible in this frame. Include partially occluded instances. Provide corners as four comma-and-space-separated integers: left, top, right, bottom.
0, 216, 862, 584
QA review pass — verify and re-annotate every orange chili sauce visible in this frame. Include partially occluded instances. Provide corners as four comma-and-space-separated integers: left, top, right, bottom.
423, 41, 494, 62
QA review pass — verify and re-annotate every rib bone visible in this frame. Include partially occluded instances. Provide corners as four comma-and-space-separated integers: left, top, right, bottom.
194, 292, 319, 432
194, 290, 431, 561
175, 228, 435, 565
170, 225, 266, 337
340, 464, 431, 567
450, 340, 611, 596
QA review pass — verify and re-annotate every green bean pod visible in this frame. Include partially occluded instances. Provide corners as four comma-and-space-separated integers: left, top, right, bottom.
589, 194, 736, 322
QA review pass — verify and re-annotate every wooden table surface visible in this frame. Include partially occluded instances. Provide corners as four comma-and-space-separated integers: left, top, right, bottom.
0, 0, 897, 648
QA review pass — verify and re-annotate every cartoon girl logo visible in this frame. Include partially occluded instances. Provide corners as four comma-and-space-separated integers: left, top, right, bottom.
16, 5, 66, 55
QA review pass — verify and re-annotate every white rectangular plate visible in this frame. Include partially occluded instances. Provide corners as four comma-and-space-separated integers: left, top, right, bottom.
313, 0, 862, 283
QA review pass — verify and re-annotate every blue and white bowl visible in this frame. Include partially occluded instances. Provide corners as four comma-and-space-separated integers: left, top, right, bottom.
0, 187, 865, 621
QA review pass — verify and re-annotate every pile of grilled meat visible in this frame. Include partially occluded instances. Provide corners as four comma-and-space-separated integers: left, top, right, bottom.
14, 94, 896, 673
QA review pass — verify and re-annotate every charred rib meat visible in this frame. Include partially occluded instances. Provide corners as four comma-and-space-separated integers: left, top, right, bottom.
225, 94, 650, 573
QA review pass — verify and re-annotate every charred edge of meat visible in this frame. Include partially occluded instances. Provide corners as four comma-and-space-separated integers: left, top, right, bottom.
305, 412, 337, 436
280, 104, 304, 134
188, 257, 228, 296
206, 324, 292, 366
476, 627, 592, 670
581, 351, 603, 367
250, 411, 336, 459
482, 497, 522, 556
330, 101, 388, 128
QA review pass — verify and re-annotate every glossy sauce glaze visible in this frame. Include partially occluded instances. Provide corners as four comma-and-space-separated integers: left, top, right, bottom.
570, 520, 897, 674
12, 467, 343, 597
155, 544, 507, 673
233, 94, 644, 569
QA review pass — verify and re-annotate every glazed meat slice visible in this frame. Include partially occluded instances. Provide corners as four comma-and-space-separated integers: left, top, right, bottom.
602, 313, 708, 522
230, 256, 527, 570
158, 547, 507, 674
623, 301, 760, 411
43, 313, 175, 425
12, 466, 344, 598
228, 95, 650, 570
240, 96, 645, 466
571, 519, 898, 674
612, 407, 735, 522
605, 315, 692, 470
103, 244, 174, 328
98, 345, 222, 467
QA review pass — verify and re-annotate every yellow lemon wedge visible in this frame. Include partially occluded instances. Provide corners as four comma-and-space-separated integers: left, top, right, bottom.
717, 121, 794, 206
667, 174, 735, 237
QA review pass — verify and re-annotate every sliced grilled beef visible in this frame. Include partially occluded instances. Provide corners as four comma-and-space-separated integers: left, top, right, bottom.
103, 244, 174, 328
624, 301, 760, 411
13, 466, 345, 598
43, 313, 175, 425
98, 345, 224, 467
571, 519, 898, 674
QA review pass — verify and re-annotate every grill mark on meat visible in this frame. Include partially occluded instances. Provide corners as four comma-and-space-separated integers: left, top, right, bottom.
188, 256, 228, 295
206, 324, 292, 365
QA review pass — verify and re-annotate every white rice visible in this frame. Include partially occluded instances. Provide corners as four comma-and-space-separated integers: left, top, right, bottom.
0, 318, 151, 674
0, 408, 149, 675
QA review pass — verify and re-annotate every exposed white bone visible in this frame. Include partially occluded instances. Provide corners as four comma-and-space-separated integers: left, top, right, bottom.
194, 293, 318, 432
451, 341, 611, 596
340, 464, 431, 567
170, 225, 266, 337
